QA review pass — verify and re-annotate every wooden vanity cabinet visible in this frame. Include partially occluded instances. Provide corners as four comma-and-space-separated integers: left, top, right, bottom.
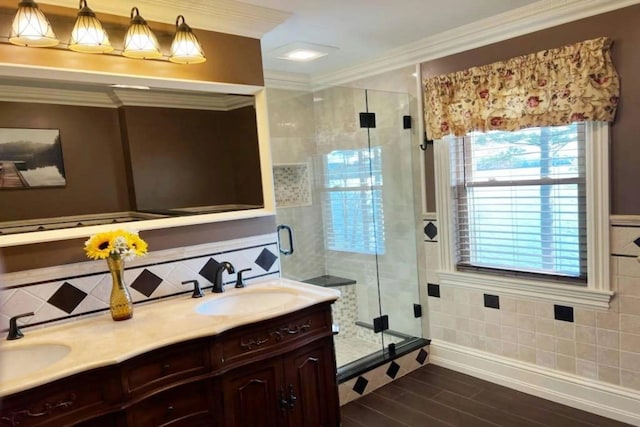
0, 302, 340, 427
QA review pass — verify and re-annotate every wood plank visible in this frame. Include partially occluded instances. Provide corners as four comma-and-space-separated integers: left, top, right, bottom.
341, 401, 407, 427
433, 389, 546, 427
357, 393, 453, 427
407, 366, 483, 398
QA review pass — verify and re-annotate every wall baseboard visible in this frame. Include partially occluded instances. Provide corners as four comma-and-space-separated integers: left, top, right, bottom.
429, 340, 640, 425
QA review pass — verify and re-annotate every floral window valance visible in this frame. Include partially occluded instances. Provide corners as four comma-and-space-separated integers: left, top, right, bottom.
423, 37, 620, 139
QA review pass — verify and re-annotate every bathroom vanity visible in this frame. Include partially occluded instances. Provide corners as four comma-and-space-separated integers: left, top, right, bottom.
0, 280, 341, 427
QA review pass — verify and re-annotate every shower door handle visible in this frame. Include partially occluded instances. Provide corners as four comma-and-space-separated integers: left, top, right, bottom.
277, 224, 294, 256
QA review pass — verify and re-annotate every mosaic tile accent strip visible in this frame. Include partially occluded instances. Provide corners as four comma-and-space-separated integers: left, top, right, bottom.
0, 235, 280, 332
338, 346, 430, 406
273, 163, 312, 207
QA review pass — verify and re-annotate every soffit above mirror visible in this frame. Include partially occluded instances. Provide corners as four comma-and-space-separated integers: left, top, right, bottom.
0, 77, 254, 110
38, 0, 292, 38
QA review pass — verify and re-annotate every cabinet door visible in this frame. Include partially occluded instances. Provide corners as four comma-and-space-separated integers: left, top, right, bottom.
222, 359, 285, 427
283, 337, 340, 427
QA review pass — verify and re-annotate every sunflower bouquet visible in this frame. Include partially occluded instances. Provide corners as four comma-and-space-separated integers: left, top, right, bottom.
84, 229, 148, 261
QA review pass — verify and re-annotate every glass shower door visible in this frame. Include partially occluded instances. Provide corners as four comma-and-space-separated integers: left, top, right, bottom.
268, 86, 422, 370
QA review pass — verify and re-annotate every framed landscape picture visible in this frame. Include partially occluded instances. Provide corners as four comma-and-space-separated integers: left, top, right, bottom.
0, 128, 66, 189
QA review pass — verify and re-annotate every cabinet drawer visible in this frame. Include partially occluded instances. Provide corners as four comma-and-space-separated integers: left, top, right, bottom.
123, 340, 209, 396
127, 381, 215, 427
213, 304, 332, 370
0, 367, 120, 427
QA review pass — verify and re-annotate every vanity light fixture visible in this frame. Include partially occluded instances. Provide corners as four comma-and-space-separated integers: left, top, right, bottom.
69, 0, 113, 53
122, 7, 162, 59
9, 0, 59, 47
169, 15, 206, 64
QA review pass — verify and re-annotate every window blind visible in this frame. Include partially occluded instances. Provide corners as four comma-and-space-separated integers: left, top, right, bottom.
453, 123, 586, 281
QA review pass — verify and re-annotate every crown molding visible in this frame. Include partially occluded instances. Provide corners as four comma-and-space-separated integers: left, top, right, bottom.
0, 84, 115, 107
112, 89, 254, 110
306, 0, 640, 90
263, 70, 312, 92
39, 0, 291, 39
0, 83, 254, 110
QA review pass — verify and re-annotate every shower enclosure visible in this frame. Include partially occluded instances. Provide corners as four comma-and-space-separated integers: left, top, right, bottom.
268, 85, 423, 375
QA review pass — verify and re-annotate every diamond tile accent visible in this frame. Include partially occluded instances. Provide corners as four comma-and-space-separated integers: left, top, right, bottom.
554, 305, 574, 323
353, 376, 369, 395
424, 222, 437, 240
255, 248, 277, 272
634, 237, 640, 247
386, 361, 400, 379
199, 258, 221, 284
130, 269, 163, 297
416, 348, 428, 365
47, 282, 87, 314
484, 294, 500, 309
427, 283, 440, 298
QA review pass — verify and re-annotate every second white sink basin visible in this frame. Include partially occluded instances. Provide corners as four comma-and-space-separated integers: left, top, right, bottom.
0, 343, 71, 383
195, 289, 306, 316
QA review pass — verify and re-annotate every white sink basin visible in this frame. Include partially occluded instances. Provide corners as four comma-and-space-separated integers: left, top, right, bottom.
195, 290, 304, 316
0, 343, 71, 382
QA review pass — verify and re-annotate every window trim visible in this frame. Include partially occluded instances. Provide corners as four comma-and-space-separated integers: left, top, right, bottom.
433, 122, 612, 309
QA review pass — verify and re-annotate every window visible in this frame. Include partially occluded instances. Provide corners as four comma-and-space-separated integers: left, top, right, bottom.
322, 147, 385, 255
453, 123, 586, 283
434, 122, 611, 308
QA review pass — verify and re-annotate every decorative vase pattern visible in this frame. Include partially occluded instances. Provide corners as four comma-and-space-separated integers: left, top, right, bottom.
107, 257, 134, 321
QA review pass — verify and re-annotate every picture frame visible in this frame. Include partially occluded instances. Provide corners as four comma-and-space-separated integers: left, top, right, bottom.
0, 128, 66, 189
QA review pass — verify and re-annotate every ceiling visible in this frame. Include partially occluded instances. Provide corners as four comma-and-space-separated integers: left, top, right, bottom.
37, 0, 639, 87
240, 0, 538, 76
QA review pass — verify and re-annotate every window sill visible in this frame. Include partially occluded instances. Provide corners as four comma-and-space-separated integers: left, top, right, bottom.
437, 270, 613, 310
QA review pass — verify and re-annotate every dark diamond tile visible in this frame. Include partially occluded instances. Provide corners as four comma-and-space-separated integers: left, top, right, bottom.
416, 348, 428, 365
427, 283, 440, 298
353, 376, 369, 395
199, 258, 221, 285
386, 361, 400, 379
554, 305, 574, 322
634, 237, 640, 247
424, 222, 438, 240
48, 282, 87, 314
130, 269, 163, 297
255, 248, 277, 272
484, 294, 500, 309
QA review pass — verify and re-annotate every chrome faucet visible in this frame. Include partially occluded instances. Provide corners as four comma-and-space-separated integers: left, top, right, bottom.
212, 262, 235, 293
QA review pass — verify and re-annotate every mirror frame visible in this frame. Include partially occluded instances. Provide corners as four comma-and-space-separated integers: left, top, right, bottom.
0, 63, 276, 248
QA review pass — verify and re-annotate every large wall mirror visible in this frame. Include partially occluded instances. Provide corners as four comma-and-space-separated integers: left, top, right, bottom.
0, 69, 275, 247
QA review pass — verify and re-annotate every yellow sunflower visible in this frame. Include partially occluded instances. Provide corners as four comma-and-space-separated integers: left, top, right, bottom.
84, 231, 115, 260
127, 232, 148, 257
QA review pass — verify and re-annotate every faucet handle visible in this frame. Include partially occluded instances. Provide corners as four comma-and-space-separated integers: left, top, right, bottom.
235, 268, 252, 288
181, 280, 204, 298
7, 312, 34, 340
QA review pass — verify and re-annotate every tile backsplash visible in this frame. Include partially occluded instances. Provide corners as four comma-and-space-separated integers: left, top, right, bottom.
0, 234, 280, 332
424, 219, 640, 391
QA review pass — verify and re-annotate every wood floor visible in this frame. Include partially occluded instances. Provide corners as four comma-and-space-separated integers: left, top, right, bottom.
340, 364, 632, 427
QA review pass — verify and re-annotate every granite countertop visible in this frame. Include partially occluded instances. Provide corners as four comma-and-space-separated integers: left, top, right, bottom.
0, 278, 340, 397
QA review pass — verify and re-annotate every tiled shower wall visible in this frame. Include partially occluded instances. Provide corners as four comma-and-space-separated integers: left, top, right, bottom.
0, 234, 280, 332
424, 218, 640, 392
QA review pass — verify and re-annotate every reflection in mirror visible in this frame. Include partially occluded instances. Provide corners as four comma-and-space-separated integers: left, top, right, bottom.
0, 78, 264, 236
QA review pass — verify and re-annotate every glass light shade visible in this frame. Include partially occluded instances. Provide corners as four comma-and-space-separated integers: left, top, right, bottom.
69, 0, 113, 53
169, 16, 206, 64
122, 7, 162, 59
9, 0, 59, 47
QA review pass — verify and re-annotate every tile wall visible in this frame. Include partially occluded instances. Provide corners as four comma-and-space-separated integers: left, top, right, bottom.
424, 218, 640, 391
0, 234, 280, 332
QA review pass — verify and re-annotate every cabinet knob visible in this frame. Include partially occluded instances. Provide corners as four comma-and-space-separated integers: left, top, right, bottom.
162, 364, 171, 373
166, 405, 174, 413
